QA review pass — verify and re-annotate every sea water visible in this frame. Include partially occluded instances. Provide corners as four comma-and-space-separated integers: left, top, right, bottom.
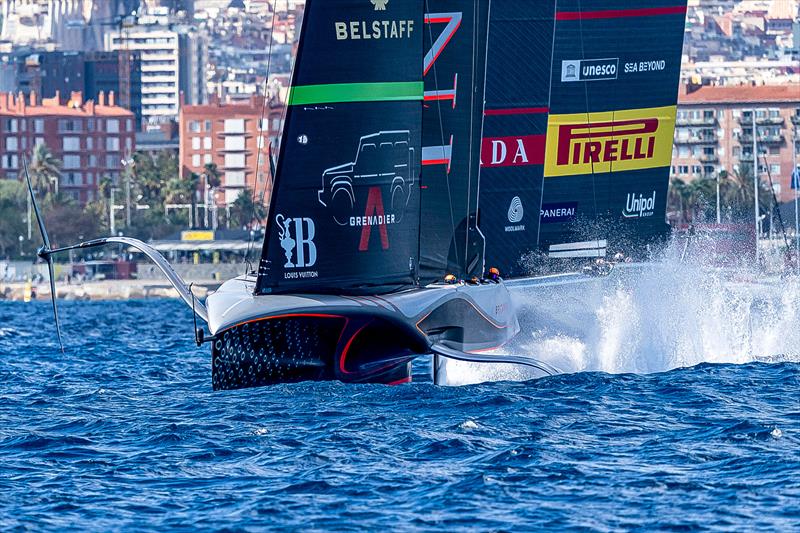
1, 266, 800, 530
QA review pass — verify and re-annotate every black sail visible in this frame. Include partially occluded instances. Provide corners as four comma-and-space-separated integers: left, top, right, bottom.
419, 0, 491, 283
255, 0, 424, 295
479, 0, 557, 277
538, 0, 688, 260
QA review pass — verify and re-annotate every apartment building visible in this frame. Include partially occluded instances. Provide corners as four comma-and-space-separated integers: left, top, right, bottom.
105, 8, 207, 127
0, 90, 136, 204
179, 93, 282, 207
672, 83, 800, 201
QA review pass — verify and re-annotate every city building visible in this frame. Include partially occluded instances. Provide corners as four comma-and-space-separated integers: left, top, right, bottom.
178, 93, 282, 208
11, 50, 144, 129
0, 90, 136, 204
672, 83, 800, 201
105, 7, 207, 128
84, 51, 144, 130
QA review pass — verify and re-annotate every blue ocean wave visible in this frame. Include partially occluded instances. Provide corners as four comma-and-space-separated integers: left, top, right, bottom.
1, 300, 799, 531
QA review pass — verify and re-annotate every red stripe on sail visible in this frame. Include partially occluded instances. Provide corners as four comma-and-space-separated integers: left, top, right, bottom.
556, 5, 687, 20
484, 107, 549, 116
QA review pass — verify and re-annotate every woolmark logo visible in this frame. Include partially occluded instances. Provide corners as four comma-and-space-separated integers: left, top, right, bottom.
544, 106, 677, 177
505, 196, 525, 232
561, 58, 619, 82
622, 191, 657, 218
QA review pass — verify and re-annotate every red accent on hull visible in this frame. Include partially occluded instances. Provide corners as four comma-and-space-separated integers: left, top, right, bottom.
387, 376, 412, 386
338, 322, 371, 375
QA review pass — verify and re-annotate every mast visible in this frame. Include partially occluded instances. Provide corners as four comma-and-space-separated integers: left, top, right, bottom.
752, 108, 759, 263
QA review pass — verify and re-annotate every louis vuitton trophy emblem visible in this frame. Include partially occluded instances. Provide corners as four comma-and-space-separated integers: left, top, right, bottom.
276, 214, 296, 268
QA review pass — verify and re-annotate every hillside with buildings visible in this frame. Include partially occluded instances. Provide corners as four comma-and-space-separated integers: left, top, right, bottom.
0, 0, 797, 267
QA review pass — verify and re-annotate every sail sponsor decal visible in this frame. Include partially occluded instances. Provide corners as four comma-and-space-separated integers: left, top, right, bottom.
561, 58, 619, 82
622, 191, 656, 218
317, 130, 414, 251
480, 134, 546, 167
505, 196, 525, 233
335, 0, 415, 41
540, 202, 578, 224
623, 59, 666, 73
543, 105, 676, 177
276, 214, 319, 279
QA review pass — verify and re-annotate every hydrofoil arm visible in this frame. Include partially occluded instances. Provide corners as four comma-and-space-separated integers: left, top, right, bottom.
43, 236, 208, 323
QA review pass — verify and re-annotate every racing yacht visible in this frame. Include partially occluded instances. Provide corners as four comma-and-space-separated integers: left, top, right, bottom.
28, 0, 689, 390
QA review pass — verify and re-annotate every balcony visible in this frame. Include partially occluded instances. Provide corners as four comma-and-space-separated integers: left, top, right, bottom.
675, 136, 717, 144
757, 116, 784, 125
739, 153, 754, 162
741, 115, 783, 125
792, 115, 800, 126
698, 153, 719, 163
757, 134, 784, 144
676, 116, 717, 126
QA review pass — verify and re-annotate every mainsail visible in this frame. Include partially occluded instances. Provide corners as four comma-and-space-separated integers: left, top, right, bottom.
479, 0, 557, 276
255, 0, 424, 294
419, 0, 491, 283
538, 0, 688, 259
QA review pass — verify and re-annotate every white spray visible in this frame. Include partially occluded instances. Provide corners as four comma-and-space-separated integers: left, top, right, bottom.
443, 237, 800, 385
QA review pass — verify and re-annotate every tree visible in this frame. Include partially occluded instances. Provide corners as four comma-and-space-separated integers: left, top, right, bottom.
0, 180, 27, 258
230, 188, 267, 229
27, 143, 62, 198
201, 162, 222, 189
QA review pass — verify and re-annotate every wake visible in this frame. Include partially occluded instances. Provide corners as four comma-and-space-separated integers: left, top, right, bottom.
446, 239, 800, 385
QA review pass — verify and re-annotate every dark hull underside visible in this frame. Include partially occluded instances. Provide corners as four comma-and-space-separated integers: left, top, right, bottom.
209, 281, 519, 390
212, 314, 422, 390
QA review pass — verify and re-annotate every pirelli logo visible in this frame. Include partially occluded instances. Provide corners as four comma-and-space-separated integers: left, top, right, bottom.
544, 105, 676, 177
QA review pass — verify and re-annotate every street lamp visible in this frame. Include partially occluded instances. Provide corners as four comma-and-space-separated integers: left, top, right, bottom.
18, 235, 23, 257
121, 156, 135, 228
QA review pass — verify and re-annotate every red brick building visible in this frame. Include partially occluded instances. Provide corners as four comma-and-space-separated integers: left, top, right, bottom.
179, 94, 283, 207
672, 84, 800, 201
0, 90, 136, 204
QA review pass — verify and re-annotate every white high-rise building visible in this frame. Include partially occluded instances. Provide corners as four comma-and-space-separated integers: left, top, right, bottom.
105, 7, 207, 127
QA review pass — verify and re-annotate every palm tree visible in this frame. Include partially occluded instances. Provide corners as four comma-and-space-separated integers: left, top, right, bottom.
201, 162, 222, 189
28, 143, 62, 198
200, 162, 222, 228
667, 177, 691, 223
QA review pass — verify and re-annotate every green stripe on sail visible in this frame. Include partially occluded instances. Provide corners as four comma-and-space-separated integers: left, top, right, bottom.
288, 82, 424, 105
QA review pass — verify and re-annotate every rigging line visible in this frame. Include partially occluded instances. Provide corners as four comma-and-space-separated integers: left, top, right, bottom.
576, 0, 600, 240
244, 0, 285, 271
424, 0, 460, 274
537, 0, 559, 248
463, 0, 478, 274
471, 0, 491, 275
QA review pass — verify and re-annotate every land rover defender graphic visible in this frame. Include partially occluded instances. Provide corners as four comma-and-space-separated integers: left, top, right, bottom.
317, 131, 416, 226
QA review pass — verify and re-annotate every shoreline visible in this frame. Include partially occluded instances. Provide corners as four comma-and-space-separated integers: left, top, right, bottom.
0, 279, 218, 302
